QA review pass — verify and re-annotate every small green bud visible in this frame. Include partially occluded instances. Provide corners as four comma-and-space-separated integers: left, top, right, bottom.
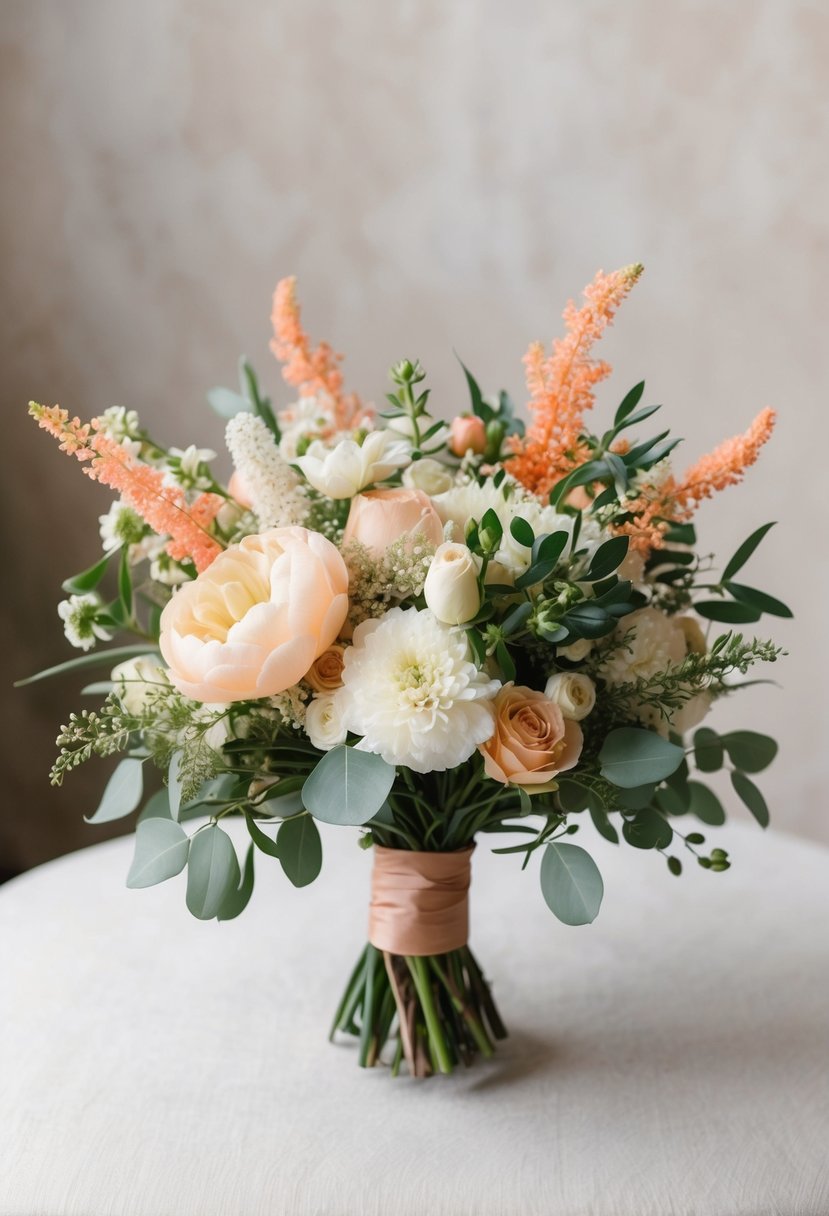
358, 832, 374, 850
667, 856, 682, 876
710, 847, 728, 860
697, 856, 712, 869
392, 359, 414, 382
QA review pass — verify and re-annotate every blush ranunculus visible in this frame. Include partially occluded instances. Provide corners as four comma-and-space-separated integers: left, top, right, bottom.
342, 488, 444, 557
480, 684, 583, 788
449, 414, 487, 457
159, 526, 348, 703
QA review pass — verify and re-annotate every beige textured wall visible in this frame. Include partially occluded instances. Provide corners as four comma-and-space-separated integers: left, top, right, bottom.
1, 0, 825, 870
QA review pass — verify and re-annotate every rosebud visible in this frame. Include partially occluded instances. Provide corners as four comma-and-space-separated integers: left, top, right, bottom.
544, 672, 596, 721
423, 542, 482, 625
449, 414, 487, 457
305, 693, 348, 751
402, 457, 454, 495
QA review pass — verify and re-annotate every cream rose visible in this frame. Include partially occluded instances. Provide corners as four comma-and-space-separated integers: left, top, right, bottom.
423, 542, 481, 625
480, 684, 583, 788
305, 694, 348, 751
305, 644, 346, 692
556, 637, 593, 662
544, 672, 596, 722
159, 526, 348, 703
294, 430, 411, 499
402, 457, 454, 496
342, 488, 445, 557
111, 656, 169, 715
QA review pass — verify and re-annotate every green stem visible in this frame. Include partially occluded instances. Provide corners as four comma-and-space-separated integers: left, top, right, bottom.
329, 946, 368, 1040
405, 956, 454, 1075
429, 957, 494, 1058
358, 945, 381, 1067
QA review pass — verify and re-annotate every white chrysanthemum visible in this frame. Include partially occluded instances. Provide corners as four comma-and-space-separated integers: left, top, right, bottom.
336, 607, 500, 772
600, 607, 687, 685
57, 594, 112, 651
432, 479, 601, 573
225, 412, 308, 529
295, 430, 411, 499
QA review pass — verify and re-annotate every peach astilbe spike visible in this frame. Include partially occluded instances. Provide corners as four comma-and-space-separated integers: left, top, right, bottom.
270, 276, 365, 431
30, 404, 224, 573
508, 264, 644, 499
672, 407, 777, 515
617, 407, 777, 556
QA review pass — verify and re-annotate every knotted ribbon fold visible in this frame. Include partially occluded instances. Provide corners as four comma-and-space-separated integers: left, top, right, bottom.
368, 844, 474, 957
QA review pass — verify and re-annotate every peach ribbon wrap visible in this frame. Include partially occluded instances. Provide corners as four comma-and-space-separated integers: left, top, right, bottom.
368, 844, 474, 957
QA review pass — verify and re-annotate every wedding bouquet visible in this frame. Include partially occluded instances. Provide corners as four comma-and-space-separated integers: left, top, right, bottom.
25, 265, 787, 1078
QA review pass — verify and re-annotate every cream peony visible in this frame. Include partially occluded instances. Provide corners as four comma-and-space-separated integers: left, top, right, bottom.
294, 430, 411, 499
335, 607, 500, 772
305, 694, 348, 751
600, 607, 687, 685
423, 542, 481, 625
480, 684, 583, 788
342, 488, 444, 557
159, 527, 348, 703
402, 457, 454, 496
544, 672, 596, 721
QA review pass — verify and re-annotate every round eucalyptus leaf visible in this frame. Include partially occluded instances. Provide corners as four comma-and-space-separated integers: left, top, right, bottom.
302, 746, 395, 826
731, 771, 769, 828
687, 781, 726, 826
126, 818, 189, 889
277, 815, 323, 888
599, 728, 684, 789
86, 758, 144, 824
540, 842, 604, 926
186, 824, 240, 920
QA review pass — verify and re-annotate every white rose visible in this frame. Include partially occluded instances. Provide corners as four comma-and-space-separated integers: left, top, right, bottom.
112, 656, 169, 715
402, 457, 454, 496
305, 693, 348, 751
557, 637, 593, 662
544, 672, 596, 721
294, 430, 411, 499
423, 542, 482, 625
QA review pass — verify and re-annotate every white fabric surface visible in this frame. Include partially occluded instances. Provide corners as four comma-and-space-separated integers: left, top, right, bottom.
1, 819, 828, 1216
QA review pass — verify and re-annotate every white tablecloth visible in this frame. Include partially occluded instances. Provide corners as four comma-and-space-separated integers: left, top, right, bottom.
1, 818, 828, 1216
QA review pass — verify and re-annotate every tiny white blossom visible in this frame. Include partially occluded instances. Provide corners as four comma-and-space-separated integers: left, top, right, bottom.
95, 406, 141, 442
57, 594, 112, 651
98, 500, 147, 554
167, 444, 217, 491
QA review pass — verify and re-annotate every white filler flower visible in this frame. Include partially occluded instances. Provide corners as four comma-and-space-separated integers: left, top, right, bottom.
336, 607, 500, 772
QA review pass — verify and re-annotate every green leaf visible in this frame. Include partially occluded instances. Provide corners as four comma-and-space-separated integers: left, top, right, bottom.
693, 727, 724, 773
695, 600, 761, 624
514, 558, 559, 590
61, 552, 113, 595
687, 781, 726, 826
731, 771, 769, 828
562, 602, 614, 639
218, 844, 255, 921
501, 602, 533, 637
118, 547, 133, 617
589, 802, 619, 844
186, 824, 240, 920
613, 402, 662, 433
581, 537, 627, 583
455, 355, 493, 421
479, 507, 503, 548
85, 758, 144, 824
246, 815, 281, 857
721, 522, 776, 582
126, 818, 189, 889
14, 644, 160, 688
509, 517, 535, 548
613, 381, 645, 425
600, 728, 685, 788
614, 782, 658, 809
167, 750, 184, 821
622, 809, 673, 850
277, 815, 323, 887
533, 530, 569, 565
302, 746, 396, 827
725, 583, 793, 619
207, 386, 251, 419
556, 778, 590, 812
667, 855, 682, 876
655, 784, 689, 816
495, 640, 516, 681
720, 730, 778, 774
540, 843, 604, 926
137, 789, 171, 822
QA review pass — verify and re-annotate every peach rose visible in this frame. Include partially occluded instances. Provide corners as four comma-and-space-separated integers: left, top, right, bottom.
342, 488, 444, 557
305, 644, 346, 692
159, 526, 348, 703
449, 414, 487, 457
228, 469, 254, 509
480, 684, 583, 787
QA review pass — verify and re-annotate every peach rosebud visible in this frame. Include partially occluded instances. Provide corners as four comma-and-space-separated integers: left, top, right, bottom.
449, 414, 487, 457
228, 469, 254, 509
159, 526, 348, 703
305, 644, 346, 692
342, 488, 444, 558
480, 684, 583, 788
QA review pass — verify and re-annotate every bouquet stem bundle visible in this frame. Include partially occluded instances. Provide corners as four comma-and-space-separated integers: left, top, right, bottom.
331, 942, 506, 1078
